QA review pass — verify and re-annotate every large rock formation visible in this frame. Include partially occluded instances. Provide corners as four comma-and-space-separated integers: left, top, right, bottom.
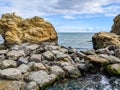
0, 13, 57, 45
92, 32, 120, 49
111, 14, 120, 35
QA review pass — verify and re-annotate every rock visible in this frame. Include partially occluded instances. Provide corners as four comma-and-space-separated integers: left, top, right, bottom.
68, 47, 77, 54
106, 45, 120, 51
0, 13, 57, 45
85, 55, 109, 65
43, 51, 54, 60
0, 80, 25, 90
76, 52, 86, 58
7, 50, 25, 60
106, 64, 120, 75
115, 49, 120, 59
99, 54, 120, 63
92, 32, 120, 49
0, 54, 5, 60
95, 48, 109, 54
50, 66, 65, 79
25, 81, 39, 90
110, 14, 120, 35
0, 49, 8, 54
25, 70, 56, 89
59, 48, 68, 53
63, 65, 81, 78
0, 68, 22, 80
26, 44, 39, 51
33, 63, 46, 71
30, 54, 42, 62
18, 64, 31, 74
17, 57, 28, 66
82, 49, 96, 55
0, 60, 17, 69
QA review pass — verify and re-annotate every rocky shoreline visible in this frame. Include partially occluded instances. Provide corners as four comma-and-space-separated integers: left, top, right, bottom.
0, 42, 119, 90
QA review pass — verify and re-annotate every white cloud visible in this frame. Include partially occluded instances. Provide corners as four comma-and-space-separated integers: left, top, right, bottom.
63, 15, 75, 19
0, 0, 120, 18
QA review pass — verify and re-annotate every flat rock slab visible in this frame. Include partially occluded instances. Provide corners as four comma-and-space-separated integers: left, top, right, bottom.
0, 68, 22, 80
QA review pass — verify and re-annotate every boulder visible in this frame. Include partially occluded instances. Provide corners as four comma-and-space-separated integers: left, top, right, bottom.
0, 68, 22, 80
17, 57, 28, 66
25, 70, 56, 89
30, 54, 42, 62
25, 81, 39, 90
106, 64, 120, 75
33, 63, 46, 71
0, 13, 57, 45
43, 51, 54, 60
92, 32, 120, 49
0, 60, 17, 69
110, 14, 120, 35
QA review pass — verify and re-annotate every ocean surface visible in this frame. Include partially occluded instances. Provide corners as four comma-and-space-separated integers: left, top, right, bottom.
58, 33, 94, 50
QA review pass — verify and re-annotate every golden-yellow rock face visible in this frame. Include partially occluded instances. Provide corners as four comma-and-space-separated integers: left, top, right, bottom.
0, 13, 58, 45
111, 14, 120, 35
92, 32, 120, 49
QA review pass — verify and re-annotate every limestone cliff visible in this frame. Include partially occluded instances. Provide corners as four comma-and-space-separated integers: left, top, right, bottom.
111, 14, 120, 35
92, 32, 120, 49
0, 13, 57, 45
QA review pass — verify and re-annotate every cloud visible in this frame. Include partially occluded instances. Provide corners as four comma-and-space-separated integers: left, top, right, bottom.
63, 15, 75, 19
0, 0, 120, 18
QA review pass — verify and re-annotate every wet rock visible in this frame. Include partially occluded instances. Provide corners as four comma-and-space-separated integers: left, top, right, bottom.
50, 66, 65, 79
0, 68, 22, 80
99, 54, 120, 63
115, 49, 120, 59
63, 65, 81, 78
25, 81, 39, 90
33, 63, 46, 71
7, 50, 25, 60
1, 60, 17, 69
0, 80, 25, 90
17, 57, 28, 66
106, 64, 120, 75
43, 51, 54, 60
30, 54, 42, 62
18, 64, 31, 74
25, 70, 56, 89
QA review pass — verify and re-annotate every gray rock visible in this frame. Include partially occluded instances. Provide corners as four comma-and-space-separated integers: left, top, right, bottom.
17, 57, 28, 66
74, 57, 80, 62
59, 48, 68, 53
0, 54, 5, 60
68, 47, 77, 54
7, 50, 25, 60
106, 45, 120, 51
50, 66, 65, 79
18, 64, 31, 74
99, 54, 120, 63
30, 54, 42, 62
0, 68, 22, 80
0, 49, 8, 54
115, 49, 120, 59
1, 60, 17, 69
25, 81, 39, 90
96, 48, 109, 54
82, 49, 96, 55
25, 70, 56, 89
76, 52, 86, 58
43, 51, 54, 60
26, 44, 39, 51
63, 65, 81, 78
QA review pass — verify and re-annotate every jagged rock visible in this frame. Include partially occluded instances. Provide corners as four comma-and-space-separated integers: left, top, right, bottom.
0, 13, 57, 45
25, 70, 56, 89
17, 57, 28, 66
30, 54, 42, 62
43, 51, 54, 60
92, 32, 120, 49
0, 60, 17, 69
111, 14, 120, 35
0, 80, 25, 90
0, 68, 22, 80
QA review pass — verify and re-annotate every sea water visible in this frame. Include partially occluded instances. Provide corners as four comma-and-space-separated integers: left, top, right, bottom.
46, 33, 120, 90
58, 33, 94, 50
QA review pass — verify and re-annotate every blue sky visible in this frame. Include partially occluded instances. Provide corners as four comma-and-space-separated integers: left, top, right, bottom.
0, 0, 120, 33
